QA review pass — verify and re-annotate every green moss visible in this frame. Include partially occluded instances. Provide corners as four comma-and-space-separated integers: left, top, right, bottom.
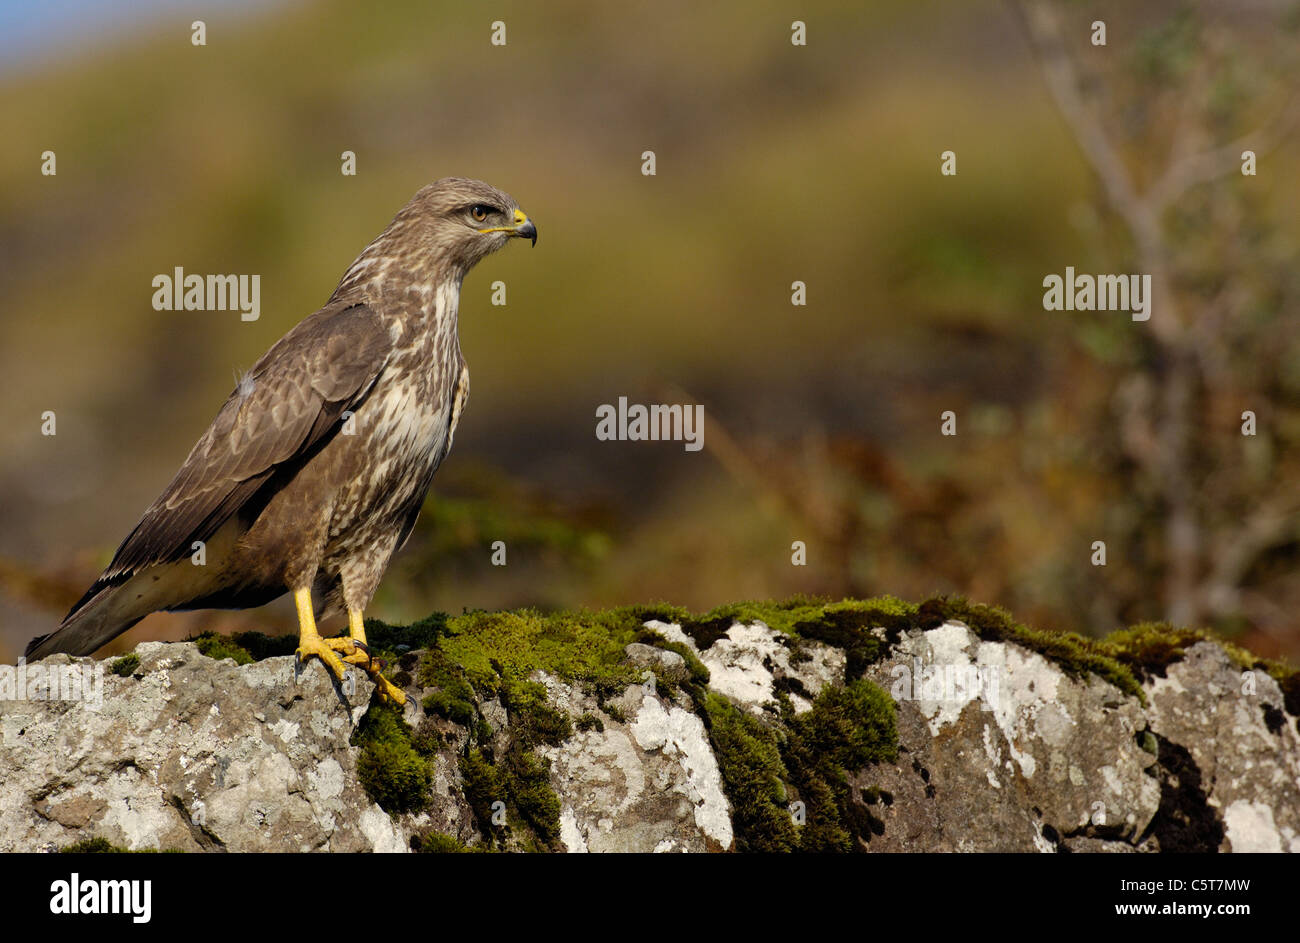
782, 679, 898, 851
699, 692, 797, 852
918, 596, 1147, 704
109, 654, 139, 677
419, 647, 477, 726
184, 630, 297, 663
460, 745, 561, 851
1100, 621, 1299, 717
1271, 669, 1300, 719
634, 627, 710, 686
350, 701, 430, 814
600, 701, 626, 723
503, 749, 562, 846
364, 612, 450, 659
453, 682, 566, 850
642, 594, 915, 681
413, 831, 480, 853
61, 837, 127, 853
678, 595, 829, 647
460, 747, 507, 837
793, 597, 916, 679
229, 631, 298, 661
1098, 622, 1216, 677
435, 607, 647, 695
191, 631, 254, 665
500, 680, 572, 747
359, 593, 1295, 853
699, 677, 898, 852
60, 837, 179, 853
410, 718, 444, 756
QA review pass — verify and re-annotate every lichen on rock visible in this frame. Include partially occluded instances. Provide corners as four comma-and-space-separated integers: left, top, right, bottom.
1, 596, 1295, 853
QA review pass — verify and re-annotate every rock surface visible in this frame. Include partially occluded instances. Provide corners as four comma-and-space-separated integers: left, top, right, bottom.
1, 613, 1296, 853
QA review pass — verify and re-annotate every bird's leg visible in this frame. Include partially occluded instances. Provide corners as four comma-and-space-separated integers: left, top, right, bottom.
324, 609, 370, 665
326, 608, 406, 705
293, 586, 348, 682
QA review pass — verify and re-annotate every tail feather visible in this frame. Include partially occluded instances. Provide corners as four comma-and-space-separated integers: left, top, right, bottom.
24, 581, 146, 660
25, 516, 247, 661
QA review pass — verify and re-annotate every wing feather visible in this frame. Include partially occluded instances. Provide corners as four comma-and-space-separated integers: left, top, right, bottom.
68, 301, 391, 617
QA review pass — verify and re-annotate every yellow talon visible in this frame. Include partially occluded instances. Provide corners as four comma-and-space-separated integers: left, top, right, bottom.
293, 587, 347, 681
296, 634, 349, 681
371, 673, 407, 705
345, 607, 407, 705
325, 636, 371, 665
294, 592, 406, 705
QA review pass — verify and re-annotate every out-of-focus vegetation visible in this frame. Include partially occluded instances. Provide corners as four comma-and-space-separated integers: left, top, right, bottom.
1, 0, 1297, 662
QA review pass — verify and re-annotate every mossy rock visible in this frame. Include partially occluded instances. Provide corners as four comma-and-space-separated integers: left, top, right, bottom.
350, 701, 431, 814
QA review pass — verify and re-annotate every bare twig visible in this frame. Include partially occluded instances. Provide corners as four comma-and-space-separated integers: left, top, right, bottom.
1148, 90, 1300, 211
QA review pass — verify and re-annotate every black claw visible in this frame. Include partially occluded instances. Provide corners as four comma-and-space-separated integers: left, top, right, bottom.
353, 640, 373, 670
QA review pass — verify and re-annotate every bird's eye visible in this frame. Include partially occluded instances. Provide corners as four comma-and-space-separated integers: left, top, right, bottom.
470, 204, 492, 222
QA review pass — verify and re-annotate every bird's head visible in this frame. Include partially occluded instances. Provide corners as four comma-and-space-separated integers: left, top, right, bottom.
411, 176, 537, 259
334, 177, 536, 302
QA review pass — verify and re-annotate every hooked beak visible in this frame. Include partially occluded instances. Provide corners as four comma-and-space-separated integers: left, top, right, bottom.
482, 208, 537, 246
514, 210, 537, 247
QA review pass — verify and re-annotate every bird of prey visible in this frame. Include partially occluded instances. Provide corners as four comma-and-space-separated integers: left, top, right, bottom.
25, 177, 537, 704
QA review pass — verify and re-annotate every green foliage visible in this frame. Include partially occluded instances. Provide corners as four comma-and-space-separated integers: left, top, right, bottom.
410, 718, 444, 756
635, 630, 711, 686
459, 748, 507, 835
503, 750, 562, 847
791, 597, 916, 679
459, 746, 561, 851
187, 630, 296, 664
601, 702, 627, 723
109, 654, 139, 677
1099, 622, 1216, 679
1132, 7, 1198, 84
678, 595, 837, 646
418, 496, 611, 568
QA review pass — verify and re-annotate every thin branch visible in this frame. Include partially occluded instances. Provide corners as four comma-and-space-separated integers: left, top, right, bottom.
1011, 0, 1182, 344
1147, 90, 1300, 211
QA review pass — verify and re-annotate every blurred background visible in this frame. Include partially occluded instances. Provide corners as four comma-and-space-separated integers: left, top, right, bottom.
1, 0, 1298, 662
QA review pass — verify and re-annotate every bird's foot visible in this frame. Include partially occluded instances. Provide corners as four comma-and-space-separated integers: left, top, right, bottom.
325, 635, 373, 669
295, 634, 348, 682
367, 667, 407, 706
323, 636, 406, 705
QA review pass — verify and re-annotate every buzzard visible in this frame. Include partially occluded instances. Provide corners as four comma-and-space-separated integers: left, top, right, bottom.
25, 178, 537, 704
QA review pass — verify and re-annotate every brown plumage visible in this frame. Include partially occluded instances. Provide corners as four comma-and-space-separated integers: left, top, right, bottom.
27, 178, 536, 701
